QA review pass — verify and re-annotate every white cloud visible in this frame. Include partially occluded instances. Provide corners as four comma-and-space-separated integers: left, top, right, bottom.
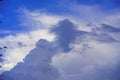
0, 29, 55, 74
0, 39, 60, 80
0, 8, 65, 74
19, 8, 64, 30
66, 3, 120, 28
103, 11, 120, 27
52, 41, 120, 80
0, 6, 120, 80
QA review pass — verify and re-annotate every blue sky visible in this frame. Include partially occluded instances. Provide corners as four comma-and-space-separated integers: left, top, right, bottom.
0, 0, 120, 33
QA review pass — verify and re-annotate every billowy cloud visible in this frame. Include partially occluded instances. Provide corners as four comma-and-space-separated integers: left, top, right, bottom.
52, 41, 120, 80
0, 39, 60, 80
0, 29, 55, 73
0, 5, 120, 80
1, 18, 120, 80
0, 8, 65, 74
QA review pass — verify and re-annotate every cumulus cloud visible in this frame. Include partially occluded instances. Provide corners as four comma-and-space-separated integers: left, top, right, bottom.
0, 8, 65, 74
1, 18, 120, 80
0, 39, 60, 80
0, 4, 120, 80
0, 29, 55, 74
52, 41, 120, 80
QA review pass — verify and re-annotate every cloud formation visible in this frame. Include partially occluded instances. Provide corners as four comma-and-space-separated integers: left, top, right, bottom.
0, 29, 55, 74
51, 19, 78, 52
0, 39, 60, 80
1, 18, 120, 80
0, 8, 63, 73
53, 41, 120, 80
0, 3, 120, 79
51, 20, 120, 80
19, 8, 64, 30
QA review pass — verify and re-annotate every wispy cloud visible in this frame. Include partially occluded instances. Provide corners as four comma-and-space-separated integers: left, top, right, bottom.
18, 8, 64, 30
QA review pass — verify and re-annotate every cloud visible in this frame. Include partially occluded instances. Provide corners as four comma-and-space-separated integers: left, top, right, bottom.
102, 11, 120, 27
50, 19, 120, 80
52, 37, 120, 80
0, 5, 120, 80
0, 29, 55, 74
51, 19, 78, 52
51, 19, 119, 52
1, 18, 120, 80
100, 24, 120, 32
0, 8, 65, 74
63, 3, 120, 28
0, 39, 60, 80
18, 8, 64, 30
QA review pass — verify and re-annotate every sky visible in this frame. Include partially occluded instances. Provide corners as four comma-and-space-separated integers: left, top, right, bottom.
0, 0, 120, 80
0, 0, 120, 32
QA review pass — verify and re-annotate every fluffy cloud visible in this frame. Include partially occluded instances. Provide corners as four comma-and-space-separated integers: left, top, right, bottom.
0, 39, 60, 80
53, 41, 120, 80
0, 29, 55, 74
1, 19, 120, 80
0, 8, 64, 74
0, 4, 120, 80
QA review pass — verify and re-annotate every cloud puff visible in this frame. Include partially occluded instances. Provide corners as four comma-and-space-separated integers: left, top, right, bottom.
0, 8, 64, 74
0, 29, 55, 74
0, 39, 60, 80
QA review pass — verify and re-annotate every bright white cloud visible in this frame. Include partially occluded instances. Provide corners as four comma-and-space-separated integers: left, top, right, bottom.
0, 39, 60, 80
0, 29, 55, 74
19, 8, 64, 30
0, 8, 65, 74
